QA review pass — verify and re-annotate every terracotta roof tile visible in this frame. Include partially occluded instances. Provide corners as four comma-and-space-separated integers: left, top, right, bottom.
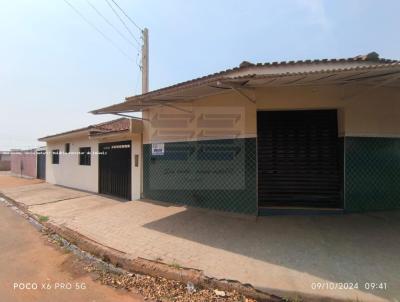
91, 118, 130, 133
38, 118, 130, 141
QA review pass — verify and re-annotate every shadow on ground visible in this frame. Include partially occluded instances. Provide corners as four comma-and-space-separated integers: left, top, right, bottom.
143, 207, 400, 300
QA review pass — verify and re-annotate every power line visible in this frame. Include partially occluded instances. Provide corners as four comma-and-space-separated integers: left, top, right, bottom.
104, 0, 141, 46
86, 0, 140, 51
86, 0, 140, 50
110, 0, 142, 31
63, 0, 134, 62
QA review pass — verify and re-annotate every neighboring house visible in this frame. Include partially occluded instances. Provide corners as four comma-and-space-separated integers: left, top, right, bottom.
42, 53, 400, 215
39, 118, 142, 197
10, 147, 46, 179
0, 151, 11, 171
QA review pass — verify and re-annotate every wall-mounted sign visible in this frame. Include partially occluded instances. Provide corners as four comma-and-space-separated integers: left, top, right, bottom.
152, 143, 164, 155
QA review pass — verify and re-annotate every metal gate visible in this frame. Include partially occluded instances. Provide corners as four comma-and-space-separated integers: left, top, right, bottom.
36, 150, 46, 180
257, 110, 342, 208
99, 141, 131, 200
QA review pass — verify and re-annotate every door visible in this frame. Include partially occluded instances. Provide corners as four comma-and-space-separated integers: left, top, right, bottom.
36, 151, 46, 180
257, 110, 342, 208
99, 141, 131, 200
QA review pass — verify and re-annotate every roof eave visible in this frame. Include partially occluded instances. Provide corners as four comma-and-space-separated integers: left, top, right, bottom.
38, 129, 90, 142
90, 61, 400, 115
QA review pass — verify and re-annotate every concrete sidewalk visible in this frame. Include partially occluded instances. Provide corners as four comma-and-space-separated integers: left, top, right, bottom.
1, 179, 399, 301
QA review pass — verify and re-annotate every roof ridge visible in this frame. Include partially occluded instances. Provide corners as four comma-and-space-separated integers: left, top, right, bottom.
245, 52, 397, 68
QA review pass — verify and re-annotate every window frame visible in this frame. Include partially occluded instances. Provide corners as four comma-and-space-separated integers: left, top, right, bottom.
65, 143, 70, 153
79, 147, 91, 166
52, 149, 59, 164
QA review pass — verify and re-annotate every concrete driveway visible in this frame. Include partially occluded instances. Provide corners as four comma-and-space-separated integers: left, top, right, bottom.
1, 176, 399, 302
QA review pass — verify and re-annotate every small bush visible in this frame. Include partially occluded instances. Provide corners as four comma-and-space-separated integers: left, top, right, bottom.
38, 215, 49, 222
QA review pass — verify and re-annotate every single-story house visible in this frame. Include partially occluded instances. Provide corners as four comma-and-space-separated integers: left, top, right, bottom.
10, 147, 46, 179
39, 118, 142, 199
40, 52, 400, 215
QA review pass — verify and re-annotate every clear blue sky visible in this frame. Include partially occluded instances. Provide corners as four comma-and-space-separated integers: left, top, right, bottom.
1, 0, 399, 150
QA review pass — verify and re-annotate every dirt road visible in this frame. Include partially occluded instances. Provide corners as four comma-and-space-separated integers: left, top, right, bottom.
0, 171, 43, 188
0, 202, 143, 302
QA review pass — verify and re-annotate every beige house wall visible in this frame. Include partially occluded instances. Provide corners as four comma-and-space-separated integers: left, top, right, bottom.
255, 85, 400, 137
142, 92, 256, 144
142, 84, 400, 144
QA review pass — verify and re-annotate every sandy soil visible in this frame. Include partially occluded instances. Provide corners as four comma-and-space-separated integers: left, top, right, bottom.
0, 202, 144, 302
0, 172, 43, 188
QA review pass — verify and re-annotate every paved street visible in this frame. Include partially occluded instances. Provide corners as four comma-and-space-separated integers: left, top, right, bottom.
0, 200, 143, 302
1, 174, 399, 301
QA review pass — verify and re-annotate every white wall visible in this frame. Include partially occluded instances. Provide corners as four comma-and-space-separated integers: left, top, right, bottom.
45, 133, 143, 199
46, 136, 99, 192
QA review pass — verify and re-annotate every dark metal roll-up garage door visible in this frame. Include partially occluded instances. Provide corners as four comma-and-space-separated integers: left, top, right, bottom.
99, 141, 131, 200
257, 110, 342, 208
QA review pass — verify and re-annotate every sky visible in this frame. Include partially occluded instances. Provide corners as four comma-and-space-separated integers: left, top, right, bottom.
0, 0, 399, 150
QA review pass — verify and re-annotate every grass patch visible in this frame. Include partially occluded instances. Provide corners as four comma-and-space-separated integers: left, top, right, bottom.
169, 262, 182, 269
38, 215, 49, 222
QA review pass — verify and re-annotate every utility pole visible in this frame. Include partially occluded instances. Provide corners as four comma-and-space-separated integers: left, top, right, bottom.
139, 28, 148, 200
141, 28, 149, 94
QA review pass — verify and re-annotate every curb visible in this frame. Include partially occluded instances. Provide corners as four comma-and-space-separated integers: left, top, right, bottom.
0, 194, 283, 302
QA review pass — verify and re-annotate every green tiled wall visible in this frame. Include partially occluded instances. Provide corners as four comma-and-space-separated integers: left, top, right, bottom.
345, 137, 400, 211
143, 138, 257, 214
144, 136, 400, 214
